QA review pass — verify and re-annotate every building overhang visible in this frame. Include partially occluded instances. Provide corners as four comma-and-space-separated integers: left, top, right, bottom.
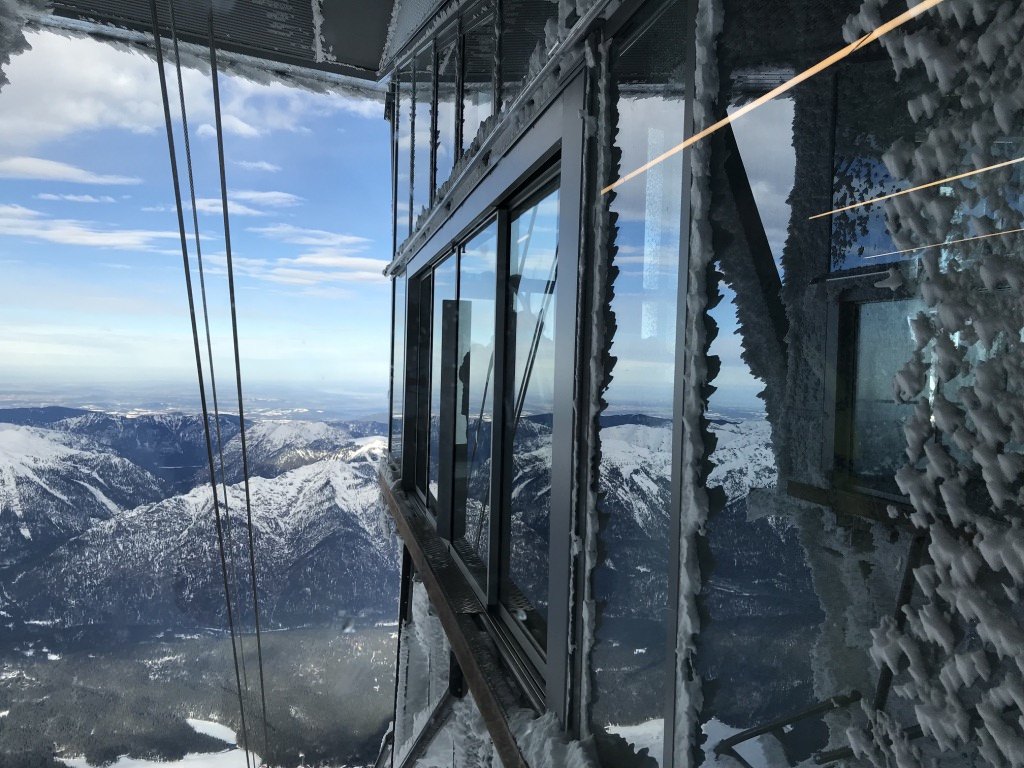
38, 0, 394, 83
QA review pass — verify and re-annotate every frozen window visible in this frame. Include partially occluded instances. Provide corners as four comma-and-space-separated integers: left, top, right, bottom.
395, 63, 413, 243
452, 222, 498, 588
500, 0, 557, 103
503, 184, 559, 653
462, 13, 495, 153
848, 299, 924, 482
412, 45, 434, 220
590, 1, 687, 764
435, 31, 459, 192
391, 274, 407, 464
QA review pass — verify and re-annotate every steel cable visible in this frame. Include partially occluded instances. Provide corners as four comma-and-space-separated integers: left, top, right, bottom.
165, 0, 253, 700
207, 7, 272, 758
148, 2, 252, 765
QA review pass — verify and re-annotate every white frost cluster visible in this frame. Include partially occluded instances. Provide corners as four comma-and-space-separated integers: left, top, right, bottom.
841, 1, 1024, 766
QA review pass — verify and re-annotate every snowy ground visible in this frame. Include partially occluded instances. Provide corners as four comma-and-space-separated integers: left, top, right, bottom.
61, 719, 261, 768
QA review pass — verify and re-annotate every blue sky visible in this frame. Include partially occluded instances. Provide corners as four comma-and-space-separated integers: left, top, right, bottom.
0, 30, 393, 409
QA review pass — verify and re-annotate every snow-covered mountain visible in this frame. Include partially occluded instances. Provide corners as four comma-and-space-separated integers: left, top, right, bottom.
0, 408, 397, 638
212, 418, 380, 485
0, 423, 164, 569
5, 437, 396, 629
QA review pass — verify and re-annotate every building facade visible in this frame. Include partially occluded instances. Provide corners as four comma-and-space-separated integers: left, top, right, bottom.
378, 0, 1024, 767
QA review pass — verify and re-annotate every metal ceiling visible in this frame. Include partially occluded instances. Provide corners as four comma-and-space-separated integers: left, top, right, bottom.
47, 0, 395, 81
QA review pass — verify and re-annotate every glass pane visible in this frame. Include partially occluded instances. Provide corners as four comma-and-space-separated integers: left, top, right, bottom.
452, 223, 498, 585
504, 186, 559, 650
393, 581, 450, 765
428, 256, 457, 504
390, 274, 407, 465
849, 299, 924, 481
435, 34, 458, 191
396, 64, 413, 243
412, 46, 434, 223
590, 2, 687, 764
683, 1, 1024, 767
414, 272, 432, 495
500, 0, 557, 103
462, 15, 495, 153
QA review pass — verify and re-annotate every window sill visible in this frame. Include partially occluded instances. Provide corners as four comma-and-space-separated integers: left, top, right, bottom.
379, 467, 531, 768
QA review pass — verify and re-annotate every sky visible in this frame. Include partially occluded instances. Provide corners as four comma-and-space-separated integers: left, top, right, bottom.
0, 30, 393, 412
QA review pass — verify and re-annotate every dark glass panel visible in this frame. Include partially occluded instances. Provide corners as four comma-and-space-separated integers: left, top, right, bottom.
428, 255, 457, 505
504, 185, 559, 651
462, 14, 495, 153
452, 222, 498, 585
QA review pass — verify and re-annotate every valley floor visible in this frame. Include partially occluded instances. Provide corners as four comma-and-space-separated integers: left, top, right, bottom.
0, 625, 396, 768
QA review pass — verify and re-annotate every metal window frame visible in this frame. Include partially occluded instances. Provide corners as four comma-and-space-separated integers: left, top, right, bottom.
391, 73, 586, 724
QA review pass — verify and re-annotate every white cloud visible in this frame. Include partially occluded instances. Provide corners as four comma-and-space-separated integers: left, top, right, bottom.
232, 190, 302, 207
193, 198, 266, 217
249, 223, 370, 248
143, 190, 299, 217
36, 193, 116, 203
196, 115, 260, 139
0, 157, 140, 185
0, 30, 381, 153
233, 160, 281, 173
0, 205, 182, 250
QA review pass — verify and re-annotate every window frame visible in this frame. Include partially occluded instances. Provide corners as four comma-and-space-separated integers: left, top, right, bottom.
389, 0, 500, 250
390, 72, 585, 719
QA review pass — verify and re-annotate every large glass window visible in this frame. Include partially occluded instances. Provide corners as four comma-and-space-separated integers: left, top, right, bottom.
452, 222, 498, 586
502, 184, 560, 653
396, 63, 413, 243
435, 31, 459, 192
412, 45, 434, 219
589, 2, 687, 764
462, 14, 496, 153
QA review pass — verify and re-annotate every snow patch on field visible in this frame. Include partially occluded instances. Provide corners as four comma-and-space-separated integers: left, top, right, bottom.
60, 718, 259, 768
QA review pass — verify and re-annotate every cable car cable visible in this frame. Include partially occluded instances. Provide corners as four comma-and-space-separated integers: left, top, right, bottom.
208, 7, 271, 757
148, 2, 252, 765
166, 0, 253, 698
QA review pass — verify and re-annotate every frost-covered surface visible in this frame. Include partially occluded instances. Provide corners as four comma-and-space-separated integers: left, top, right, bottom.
0, 0, 45, 90
672, 0, 722, 764
411, 694, 498, 768
833, 1, 1024, 766
393, 581, 451, 765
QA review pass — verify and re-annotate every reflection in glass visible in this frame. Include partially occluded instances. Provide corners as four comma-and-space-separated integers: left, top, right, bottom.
435, 34, 458, 192
505, 186, 559, 650
452, 224, 498, 585
590, 2, 686, 763
395, 63, 413, 243
462, 16, 495, 153
428, 256, 457, 505
391, 274, 407, 465
413, 45, 434, 221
